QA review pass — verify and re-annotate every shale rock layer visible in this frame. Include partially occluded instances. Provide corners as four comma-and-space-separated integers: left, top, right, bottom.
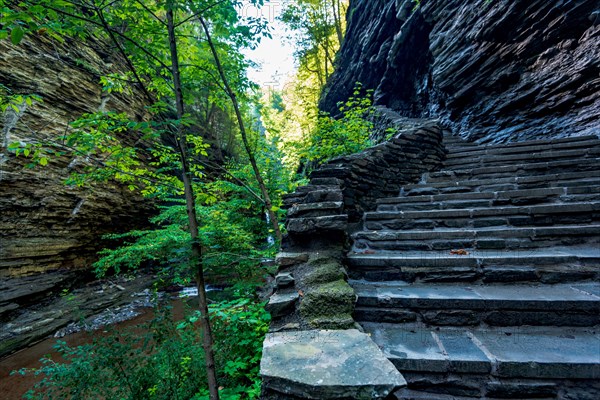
321, 0, 600, 143
0, 34, 152, 278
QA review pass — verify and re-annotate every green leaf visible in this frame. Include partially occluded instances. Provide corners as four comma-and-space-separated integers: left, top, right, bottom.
39, 157, 48, 166
11, 26, 24, 45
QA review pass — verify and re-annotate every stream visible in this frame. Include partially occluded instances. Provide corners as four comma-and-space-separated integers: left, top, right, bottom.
0, 281, 222, 400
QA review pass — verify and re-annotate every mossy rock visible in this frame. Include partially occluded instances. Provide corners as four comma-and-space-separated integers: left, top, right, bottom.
307, 314, 355, 329
299, 280, 355, 321
308, 255, 340, 266
303, 261, 346, 285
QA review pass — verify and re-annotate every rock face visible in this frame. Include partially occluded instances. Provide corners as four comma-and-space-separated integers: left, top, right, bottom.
321, 0, 600, 143
0, 34, 153, 278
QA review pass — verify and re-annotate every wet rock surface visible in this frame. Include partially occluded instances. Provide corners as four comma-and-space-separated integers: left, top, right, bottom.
321, 0, 600, 143
0, 273, 155, 358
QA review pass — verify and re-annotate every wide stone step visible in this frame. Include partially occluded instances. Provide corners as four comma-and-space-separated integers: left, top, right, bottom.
260, 329, 406, 399
401, 175, 600, 195
377, 185, 600, 211
444, 135, 598, 152
377, 186, 600, 210
443, 147, 600, 169
352, 281, 600, 327
362, 323, 600, 397
352, 224, 600, 252
445, 137, 600, 159
427, 158, 600, 183
364, 201, 600, 230
346, 248, 600, 284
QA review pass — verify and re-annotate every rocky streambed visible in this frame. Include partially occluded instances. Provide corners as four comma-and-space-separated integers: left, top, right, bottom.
0, 271, 156, 358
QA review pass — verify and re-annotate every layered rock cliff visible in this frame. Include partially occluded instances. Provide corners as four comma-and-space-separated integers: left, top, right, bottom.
321, 0, 600, 143
0, 34, 153, 280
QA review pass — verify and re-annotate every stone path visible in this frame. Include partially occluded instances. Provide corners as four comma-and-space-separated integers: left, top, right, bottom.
348, 133, 600, 399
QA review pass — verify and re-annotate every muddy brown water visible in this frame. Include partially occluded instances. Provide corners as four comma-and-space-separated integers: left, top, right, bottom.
0, 299, 189, 400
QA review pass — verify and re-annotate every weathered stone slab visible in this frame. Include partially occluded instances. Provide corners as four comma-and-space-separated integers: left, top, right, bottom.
261, 329, 406, 399
485, 381, 558, 398
288, 201, 343, 218
275, 273, 294, 289
475, 330, 600, 379
266, 291, 299, 318
368, 327, 447, 372
286, 215, 348, 234
435, 331, 490, 374
276, 252, 309, 267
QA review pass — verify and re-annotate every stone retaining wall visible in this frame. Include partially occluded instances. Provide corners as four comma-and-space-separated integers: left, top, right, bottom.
287, 113, 445, 227
261, 116, 446, 398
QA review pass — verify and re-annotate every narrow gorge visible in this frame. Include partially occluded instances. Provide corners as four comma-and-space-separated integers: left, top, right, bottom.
261, 0, 600, 399
0, 0, 599, 399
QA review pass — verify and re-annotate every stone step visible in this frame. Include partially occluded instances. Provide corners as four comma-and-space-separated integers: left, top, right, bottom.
443, 147, 600, 169
364, 201, 600, 230
402, 175, 600, 196
378, 185, 600, 207
445, 137, 600, 159
260, 329, 406, 399
352, 224, 600, 252
352, 281, 600, 327
362, 323, 600, 397
377, 189, 600, 212
346, 248, 600, 284
444, 134, 599, 154
427, 158, 600, 183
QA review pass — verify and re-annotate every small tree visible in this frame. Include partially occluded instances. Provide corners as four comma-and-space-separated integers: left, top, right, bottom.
2, 1, 281, 398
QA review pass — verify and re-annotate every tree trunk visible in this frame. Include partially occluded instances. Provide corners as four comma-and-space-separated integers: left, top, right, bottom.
166, 7, 220, 400
331, 0, 343, 45
198, 16, 282, 243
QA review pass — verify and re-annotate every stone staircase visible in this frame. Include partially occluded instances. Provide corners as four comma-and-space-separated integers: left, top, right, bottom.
347, 134, 600, 399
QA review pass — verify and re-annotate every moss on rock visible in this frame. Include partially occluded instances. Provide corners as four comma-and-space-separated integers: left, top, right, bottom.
307, 314, 355, 330
299, 279, 355, 323
302, 261, 346, 285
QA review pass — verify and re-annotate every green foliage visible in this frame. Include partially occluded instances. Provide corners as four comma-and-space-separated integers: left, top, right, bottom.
92, 152, 289, 284
13, 292, 270, 400
303, 83, 375, 163
194, 294, 271, 399
0, 84, 42, 113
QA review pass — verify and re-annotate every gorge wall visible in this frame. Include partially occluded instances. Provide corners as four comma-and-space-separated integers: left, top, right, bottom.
321, 0, 600, 143
0, 34, 153, 279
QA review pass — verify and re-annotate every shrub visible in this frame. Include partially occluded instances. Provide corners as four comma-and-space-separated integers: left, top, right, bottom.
305, 83, 375, 163
13, 292, 270, 400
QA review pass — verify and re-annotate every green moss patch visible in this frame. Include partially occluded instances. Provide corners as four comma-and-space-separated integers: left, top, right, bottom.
303, 261, 346, 285
299, 279, 355, 322
306, 314, 355, 330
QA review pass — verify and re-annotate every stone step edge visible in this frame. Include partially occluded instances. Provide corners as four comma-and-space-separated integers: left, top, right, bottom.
443, 147, 600, 165
352, 224, 600, 241
351, 281, 600, 310
346, 249, 600, 265
400, 176, 600, 191
364, 201, 600, 221
444, 134, 599, 151
445, 138, 600, 158
428, 160, 600, 179
362, 323, 600, 379
376, 186, 596, 205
